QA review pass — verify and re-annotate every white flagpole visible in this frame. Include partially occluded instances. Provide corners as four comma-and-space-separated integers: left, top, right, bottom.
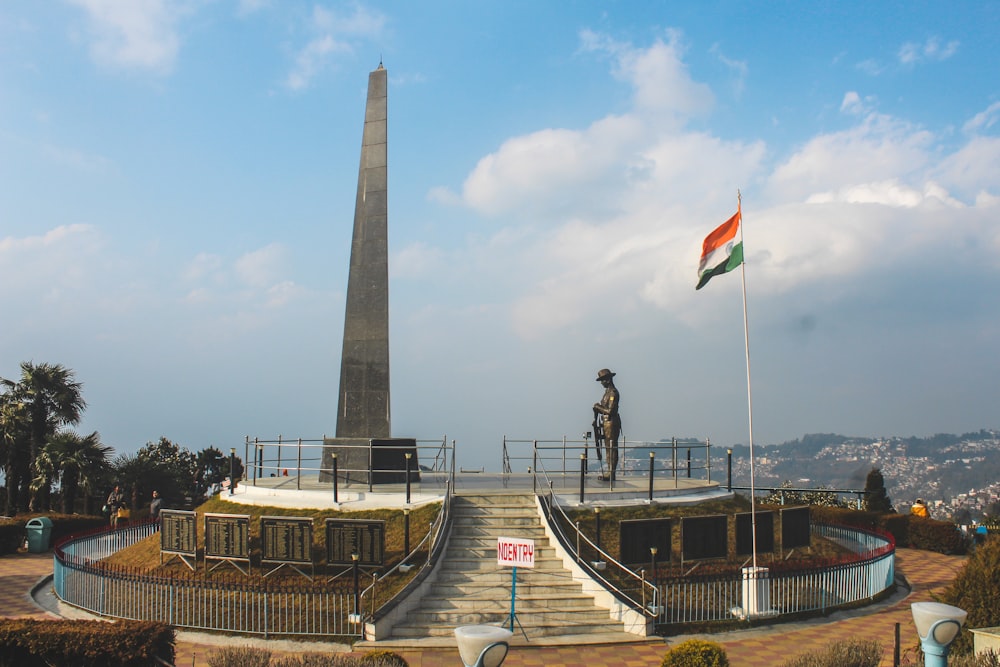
736, 190, 759, 571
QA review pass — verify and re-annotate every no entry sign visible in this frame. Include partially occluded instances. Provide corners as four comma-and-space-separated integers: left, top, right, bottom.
497, 536, 535, 568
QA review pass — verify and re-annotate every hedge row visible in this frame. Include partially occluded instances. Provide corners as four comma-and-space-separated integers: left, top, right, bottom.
810, 506, 967, 554
0, 514, 107, 555
0, 619, 174, 667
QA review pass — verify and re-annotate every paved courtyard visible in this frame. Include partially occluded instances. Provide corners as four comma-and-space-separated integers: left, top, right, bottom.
5, 546, 966, 666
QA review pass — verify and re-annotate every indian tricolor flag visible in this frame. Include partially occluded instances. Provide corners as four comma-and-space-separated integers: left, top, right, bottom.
696, 206, 744, 290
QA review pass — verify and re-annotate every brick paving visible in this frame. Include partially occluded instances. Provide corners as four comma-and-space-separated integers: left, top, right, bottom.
3, 547, 966, 666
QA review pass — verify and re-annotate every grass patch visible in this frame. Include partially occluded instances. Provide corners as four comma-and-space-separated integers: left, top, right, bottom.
101, 497, 441, 607
560, 498, 855, 572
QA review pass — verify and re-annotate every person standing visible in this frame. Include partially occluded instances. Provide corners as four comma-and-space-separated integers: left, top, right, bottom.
106, 485, 124, 528
593, 368, 621, 482
911, 498, 929, 518
149, 490, 162, 521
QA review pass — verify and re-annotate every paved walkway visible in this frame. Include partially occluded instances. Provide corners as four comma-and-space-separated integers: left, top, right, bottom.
4, 546, 966, 666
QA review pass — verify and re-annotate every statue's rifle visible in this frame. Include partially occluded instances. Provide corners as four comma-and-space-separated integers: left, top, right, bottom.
592, 409, 605, 475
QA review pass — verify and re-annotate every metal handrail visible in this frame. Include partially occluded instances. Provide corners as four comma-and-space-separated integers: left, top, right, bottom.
532, 453, 660, 616
504, 436, 712, 481
361, 477, 453, 616
245, 436, 454, 489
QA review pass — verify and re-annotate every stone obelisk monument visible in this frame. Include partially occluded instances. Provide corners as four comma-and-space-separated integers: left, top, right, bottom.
336, 63, 391, 440
322, 64, 417, 484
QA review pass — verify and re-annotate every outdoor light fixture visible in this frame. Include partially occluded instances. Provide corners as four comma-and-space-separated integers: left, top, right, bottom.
229, 448, 236, 495
911, 601, 967, 667
455, 625, 512, 667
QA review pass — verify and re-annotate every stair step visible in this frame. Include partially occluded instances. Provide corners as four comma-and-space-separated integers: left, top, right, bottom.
419, 595, 599, 610
391, 618, 617, 638
385, 493, 628, 640
432, 572, 579, 586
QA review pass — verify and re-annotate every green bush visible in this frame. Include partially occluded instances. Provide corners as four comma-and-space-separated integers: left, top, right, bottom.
908, 515, 968, 554
950, 649, 1000, 667
358, 650, 408, 667
0, 619, 174, 667
0, 521, 25, 555
219, 651, 409, 667
810, 506, 967, 554
0, 513, 109, 555
271, 656, 320, 667
207, 647, 272, 667
661, 639, 730, 667
942, 535, 1000, 655
780, 639, 882, 667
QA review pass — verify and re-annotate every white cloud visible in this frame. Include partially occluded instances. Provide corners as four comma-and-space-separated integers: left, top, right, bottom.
427, 186, 461, 207
428, 30, 999, 347
455, 30, 721, 222
710, 43, 748, 98
263, 280, 300, 308
805, 179, 963, 208
768, 113, 934, 201
856, 59, 885, 76
392, 242, 445, 279
933, 135, 1000, 200
236, 0, 270, 17
898, 36, 959, 65
461, 115, 645, 218
840, 91, 879, 116
41, 143, 113, 172
963, 101, 1000, 134
287, 35, 348, 91
67, 0, 185, 73
178, 244, 298, 308
181, 252, 223, 283
234, 243, 289, 288
581, 28, 713, 126
0, 224, 94, 253
285, 4, 386, 91
0, 225, 104, 317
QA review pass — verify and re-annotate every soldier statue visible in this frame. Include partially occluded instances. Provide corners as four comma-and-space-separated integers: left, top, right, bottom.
593, 368, 621, 482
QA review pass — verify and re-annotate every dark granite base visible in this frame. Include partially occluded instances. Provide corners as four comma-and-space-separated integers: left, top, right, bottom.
319, 438, 420, 485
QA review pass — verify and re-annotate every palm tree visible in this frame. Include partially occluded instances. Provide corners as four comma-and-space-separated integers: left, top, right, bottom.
34, 431, 112, 514
1, 362, 86, 512
0, 393, 31, 514
111, 453, 163, 513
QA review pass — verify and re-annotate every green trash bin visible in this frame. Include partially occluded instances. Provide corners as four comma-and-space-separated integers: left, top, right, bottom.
26, 517, 53, 553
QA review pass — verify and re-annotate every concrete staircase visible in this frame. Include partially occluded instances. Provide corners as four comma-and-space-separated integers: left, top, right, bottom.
385, 493, 625, 640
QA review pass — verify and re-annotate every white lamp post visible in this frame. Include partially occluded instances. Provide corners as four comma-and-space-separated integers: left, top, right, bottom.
911, 601, 967, 667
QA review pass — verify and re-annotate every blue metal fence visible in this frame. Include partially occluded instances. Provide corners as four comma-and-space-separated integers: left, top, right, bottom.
54, 522, 363, 638
655, 524, 895, 625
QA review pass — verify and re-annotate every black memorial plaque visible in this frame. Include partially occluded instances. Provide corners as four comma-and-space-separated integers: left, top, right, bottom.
619, 518, 671, 565
204, 513, 250, 559
735, 511, 775, 555
325, 519, 385, 566
160, 510, 197, 557
781, 506, 811, 549
681, 514, 728, 561
261, 516, 313, 564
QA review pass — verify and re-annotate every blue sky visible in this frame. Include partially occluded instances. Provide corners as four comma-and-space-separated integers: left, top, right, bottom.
2, 1, 999, 471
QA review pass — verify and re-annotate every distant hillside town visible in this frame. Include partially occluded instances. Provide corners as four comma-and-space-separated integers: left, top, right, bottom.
720, 429, 1000, 521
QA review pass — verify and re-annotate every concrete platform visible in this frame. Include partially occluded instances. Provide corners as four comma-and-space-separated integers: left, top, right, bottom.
227, 471, 730, 511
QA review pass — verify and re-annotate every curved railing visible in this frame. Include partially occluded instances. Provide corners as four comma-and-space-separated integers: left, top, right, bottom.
653, 523, 895, 625
533, 476, 895, 630
53, 522, 362, 637
52, 498, 454, 638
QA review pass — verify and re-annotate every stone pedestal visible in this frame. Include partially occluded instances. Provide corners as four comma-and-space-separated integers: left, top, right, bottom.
738, 566, 774, 619
320, 437, 420, 485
